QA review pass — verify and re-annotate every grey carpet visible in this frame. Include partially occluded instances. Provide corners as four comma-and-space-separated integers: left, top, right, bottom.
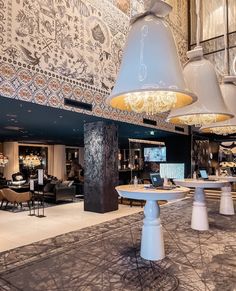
0, 198, 235, 290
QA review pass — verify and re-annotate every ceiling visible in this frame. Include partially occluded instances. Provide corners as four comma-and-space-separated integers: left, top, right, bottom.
0, 96, 182, 147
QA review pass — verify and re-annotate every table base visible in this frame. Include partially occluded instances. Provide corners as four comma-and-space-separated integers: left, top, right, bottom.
220, 186, 235, 215
191, 188, 209, 231
140, 201, 165, 261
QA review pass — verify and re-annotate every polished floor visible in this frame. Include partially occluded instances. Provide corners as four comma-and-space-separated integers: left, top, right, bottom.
0, 201, 142, 252
0, 198, 235, 290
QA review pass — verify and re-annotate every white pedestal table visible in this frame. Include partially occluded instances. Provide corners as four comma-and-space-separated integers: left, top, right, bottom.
174, 179, 228, 231
115, 185, 190, 261
209, 176, 236, 215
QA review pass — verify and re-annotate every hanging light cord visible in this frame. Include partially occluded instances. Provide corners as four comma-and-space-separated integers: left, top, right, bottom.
223, 0, 228, 75
195, 0, 201, 47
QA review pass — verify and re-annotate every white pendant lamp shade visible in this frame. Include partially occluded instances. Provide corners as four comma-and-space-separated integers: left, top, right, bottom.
106, 1, 196, 115
167, 47, 233, 126
201, 76, 236, 135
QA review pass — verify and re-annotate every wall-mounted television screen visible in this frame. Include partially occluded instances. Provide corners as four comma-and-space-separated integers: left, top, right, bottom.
160, 163, 185, 179
144, 147, 166, 162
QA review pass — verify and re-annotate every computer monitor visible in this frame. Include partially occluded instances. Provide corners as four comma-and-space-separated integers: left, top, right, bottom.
150, 173, 163, 187
199, 169, 208, 179
160, 163, 185, 179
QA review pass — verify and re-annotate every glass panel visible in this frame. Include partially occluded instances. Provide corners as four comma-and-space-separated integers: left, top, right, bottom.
229, 32, 236, 48
201, 0, 224, 41
205, 51, 225, 79
201, 37, 224, 54
190, 0, 197, 45
228, 0, 236, 33
229, 47, 236, 75
190, 0, 225, 44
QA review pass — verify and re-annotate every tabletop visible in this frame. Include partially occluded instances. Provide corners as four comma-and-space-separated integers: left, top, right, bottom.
115, 184, 190, 201
174, 178, 228, 188
208, 175, 236, 183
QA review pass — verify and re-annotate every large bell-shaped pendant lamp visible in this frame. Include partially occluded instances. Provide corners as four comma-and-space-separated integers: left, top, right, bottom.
200, 0, 236, 135
106, 0, 197, 115
201, 76, 236, 135
167, 0, 233, 126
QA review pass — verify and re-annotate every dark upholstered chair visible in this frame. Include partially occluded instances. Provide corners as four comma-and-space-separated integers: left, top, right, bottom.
43, 181, 76, 202
12, 172, 25, 181
11, 172, 26, 186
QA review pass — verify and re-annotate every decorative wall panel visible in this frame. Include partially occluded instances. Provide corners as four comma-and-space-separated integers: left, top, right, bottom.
0, 0, 189, 135
192, 138, 210, 172
84, 121, 118, 213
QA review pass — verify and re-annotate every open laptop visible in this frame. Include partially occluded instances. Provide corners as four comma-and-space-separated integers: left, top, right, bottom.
150, 173, 176, 189
199, 170, 218, 181
150, 173, 163, 188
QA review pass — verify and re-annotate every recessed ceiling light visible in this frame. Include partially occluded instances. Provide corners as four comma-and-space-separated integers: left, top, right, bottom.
59, 115, 63, 118
27, 110, 32, 113
4, 126, 23, 131
6, 114, 17, 118
150, 130, 155, 135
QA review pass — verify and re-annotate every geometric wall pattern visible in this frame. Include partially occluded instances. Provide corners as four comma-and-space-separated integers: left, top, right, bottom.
0, 0, 189, 135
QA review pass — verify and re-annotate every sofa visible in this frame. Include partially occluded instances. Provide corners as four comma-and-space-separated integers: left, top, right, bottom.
43, 180, 76, 203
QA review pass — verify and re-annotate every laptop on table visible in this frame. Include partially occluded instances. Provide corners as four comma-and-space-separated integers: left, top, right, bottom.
199, 170, 218, 181
150, 173, 176, 189
150, 173, 163, 188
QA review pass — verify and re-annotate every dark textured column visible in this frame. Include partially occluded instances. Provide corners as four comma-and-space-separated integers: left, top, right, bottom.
84, 122, 119, 213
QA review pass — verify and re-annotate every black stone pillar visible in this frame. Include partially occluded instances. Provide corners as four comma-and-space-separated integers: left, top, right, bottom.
84, 121, 119, 213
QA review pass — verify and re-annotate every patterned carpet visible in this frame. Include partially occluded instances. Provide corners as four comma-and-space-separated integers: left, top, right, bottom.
0, 198, 235, 291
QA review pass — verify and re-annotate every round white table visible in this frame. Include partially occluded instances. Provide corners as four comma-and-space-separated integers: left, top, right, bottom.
174, 179, 228, 231
209, 175, 236, 215
115, 185, 190, 261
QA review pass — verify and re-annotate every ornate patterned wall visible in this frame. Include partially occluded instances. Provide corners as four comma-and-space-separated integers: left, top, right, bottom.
0, 0, 189, 135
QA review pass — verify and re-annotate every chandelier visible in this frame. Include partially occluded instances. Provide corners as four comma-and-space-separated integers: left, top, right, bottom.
208, 126, 236, 136
124, 91, 177, 115
177, 113, 218, 127
21, 154, 42, 168
0, 153, 8, 167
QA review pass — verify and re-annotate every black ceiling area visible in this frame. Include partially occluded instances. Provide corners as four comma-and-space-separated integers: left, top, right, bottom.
0, 96, 182, 146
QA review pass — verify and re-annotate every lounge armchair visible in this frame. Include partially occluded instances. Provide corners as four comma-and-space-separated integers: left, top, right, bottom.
1, 188, 32, 209
43, 181, 76, 202
0, 190, 5, 208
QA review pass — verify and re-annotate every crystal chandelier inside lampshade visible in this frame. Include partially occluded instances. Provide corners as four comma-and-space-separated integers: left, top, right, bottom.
167, 47, 233, 126
0, 153, 8, 167
124, 91, 177, 115
200, 76, 236, 135
106, 1, 197, 114
22, 154, 42, 168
